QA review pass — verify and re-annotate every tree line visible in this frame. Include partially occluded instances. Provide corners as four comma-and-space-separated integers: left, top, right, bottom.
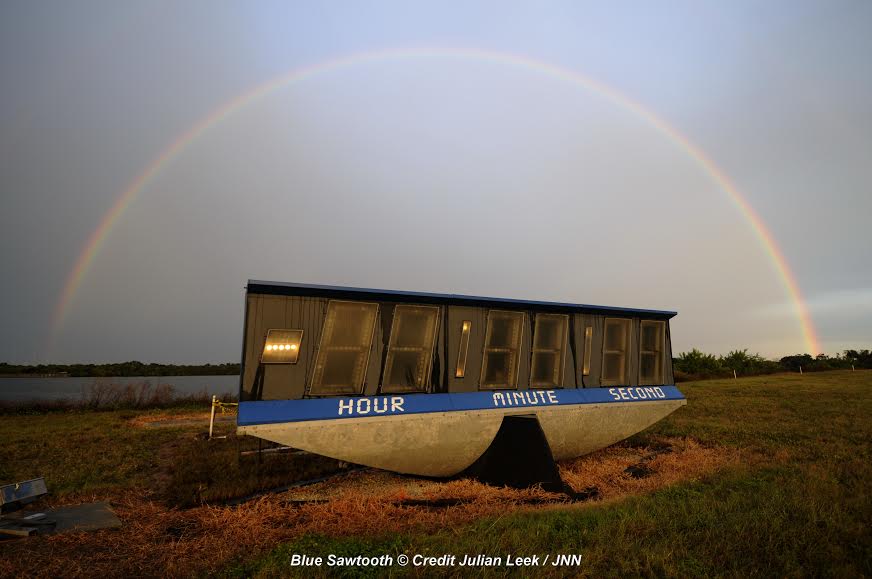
0, 361, 240, 377
673, 349, 872, 381
2, 349, 870, 380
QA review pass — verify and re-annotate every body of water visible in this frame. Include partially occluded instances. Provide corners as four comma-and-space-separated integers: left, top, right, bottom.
0, 375, 240, 402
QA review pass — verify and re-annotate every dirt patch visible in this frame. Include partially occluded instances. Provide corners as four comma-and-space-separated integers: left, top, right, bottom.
0, 437, 740, 578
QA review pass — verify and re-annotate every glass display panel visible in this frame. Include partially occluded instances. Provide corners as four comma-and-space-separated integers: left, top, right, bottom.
455, 321, 471, 378
309, 301, 378, 396
381, 305, 440, 393
530, 314, 569, 388
602, 318, 630, 385
582, 326, 593, 376
480, 310, 525, 390
640, 320, 665, 385
260, 329, 303, 364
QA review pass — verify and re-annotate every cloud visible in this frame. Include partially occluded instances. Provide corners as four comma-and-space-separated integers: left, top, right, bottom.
757, 288, 872, 318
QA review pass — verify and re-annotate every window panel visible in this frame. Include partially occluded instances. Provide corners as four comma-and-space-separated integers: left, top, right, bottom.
531, 351, 559, 384
381, 305, 440, 393
640, 354, 658, 382
582, 326, 593, 376
641, 323, 662, 352
260, 329, 303, 364
604, 321, 626, 351
309, 301, 378, 396
480, 310, 525, 390
603, 353, 624, 382
530, 314, 569, 388
483, 351, 514, 384
639, 320, 665, 385
455, 321, 471, 378
601, 318, 630, 385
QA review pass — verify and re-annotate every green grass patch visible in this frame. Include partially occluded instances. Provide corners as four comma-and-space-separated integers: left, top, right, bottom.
0, 408, 202, 495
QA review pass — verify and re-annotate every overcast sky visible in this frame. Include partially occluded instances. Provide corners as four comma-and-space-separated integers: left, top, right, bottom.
1, 0, 870, 364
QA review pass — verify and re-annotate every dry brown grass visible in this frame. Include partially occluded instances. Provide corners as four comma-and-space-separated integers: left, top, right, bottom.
559, 436, 746, 503
126, 411, 233, 428
0, 436, 738, 578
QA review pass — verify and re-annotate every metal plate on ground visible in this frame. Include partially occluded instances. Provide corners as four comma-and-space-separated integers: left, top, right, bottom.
0, 502, 121, 539
0, 478, 48, 513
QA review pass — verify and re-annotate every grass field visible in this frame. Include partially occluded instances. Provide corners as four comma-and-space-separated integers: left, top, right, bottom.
1, 371, 870, 577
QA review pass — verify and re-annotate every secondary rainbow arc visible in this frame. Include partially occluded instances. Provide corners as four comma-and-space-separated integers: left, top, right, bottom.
49, 47, 821, 355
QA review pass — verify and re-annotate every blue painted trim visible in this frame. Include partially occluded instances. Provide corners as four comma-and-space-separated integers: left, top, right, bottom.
238, 386, 685, 427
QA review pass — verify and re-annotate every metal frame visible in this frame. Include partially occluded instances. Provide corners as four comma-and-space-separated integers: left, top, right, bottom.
601, 317, 631, 386
307, 299, 380, 397
529, 313, 570, 388
380, 304, 441, 394
639, 320, 666, 385
479, 309, 526, 390
260, 328, 304, 364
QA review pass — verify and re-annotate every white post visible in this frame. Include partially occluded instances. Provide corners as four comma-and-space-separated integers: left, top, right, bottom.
852, 364, 855, 371
799, 366, 803, 375
209, 395, 217, 439
733, 369, 737, 380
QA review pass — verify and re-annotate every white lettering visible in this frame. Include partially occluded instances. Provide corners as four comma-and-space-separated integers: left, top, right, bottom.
628, 388, 638, 400
552, 554, 583, 566
290, 554, 323, 566
493, 392, 505, 407
513, 392, 526, 405
536, 390, 548, 403
338, 399, 353, 415
525, 392, 538, 404
547, 390, 558, 403
414, 554, 458, 566
609, 388, 620, 401
619, 388, 629, 400
356, 398, 371, 415
372, 397, 387, 413
390, 396, 404, 412
654, 386, 665, 398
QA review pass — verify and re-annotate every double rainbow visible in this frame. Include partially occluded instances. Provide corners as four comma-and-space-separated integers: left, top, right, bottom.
50, 47, 820, 355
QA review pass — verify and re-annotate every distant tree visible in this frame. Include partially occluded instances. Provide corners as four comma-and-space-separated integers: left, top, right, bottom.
844, 349, 872, 369
674, 349, 725, 378
780, 354, 814, 372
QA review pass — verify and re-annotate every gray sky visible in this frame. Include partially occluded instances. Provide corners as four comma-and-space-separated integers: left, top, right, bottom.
1, 0, 870, 364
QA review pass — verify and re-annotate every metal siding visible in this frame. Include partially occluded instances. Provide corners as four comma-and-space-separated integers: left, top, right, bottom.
364, 305, 386, 396
240, 295, 259, 400
516, 310, 532, 390
432, 307, 446, 393
241, 295, 328, 401
564, 315, 578, 389
664, 320, 675, 384
628, 317, 640, 387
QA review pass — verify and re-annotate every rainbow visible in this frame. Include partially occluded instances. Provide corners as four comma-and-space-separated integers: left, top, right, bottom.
49, 47, 820, 355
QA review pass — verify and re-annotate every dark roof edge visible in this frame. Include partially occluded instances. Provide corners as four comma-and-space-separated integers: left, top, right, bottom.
246, 280, 677, 319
